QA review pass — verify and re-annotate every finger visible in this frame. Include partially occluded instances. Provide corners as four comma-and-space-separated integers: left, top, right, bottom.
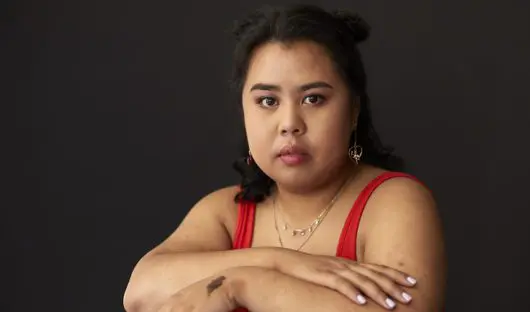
316, 270, 368, 305
336, 269, 400, 310
348, 266, 413, 305
362, 269, 412, 305
359, 263, 417, 287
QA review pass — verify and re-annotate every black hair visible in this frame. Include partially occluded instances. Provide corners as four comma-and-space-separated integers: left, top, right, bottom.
230, 4, 404, 203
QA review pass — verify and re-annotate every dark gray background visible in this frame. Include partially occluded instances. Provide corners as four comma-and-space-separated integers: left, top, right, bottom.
8, 0, 530, 311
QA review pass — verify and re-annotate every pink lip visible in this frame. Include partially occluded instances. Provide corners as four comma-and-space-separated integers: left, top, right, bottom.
278, 144, 307, 156
277, 144, 309, 165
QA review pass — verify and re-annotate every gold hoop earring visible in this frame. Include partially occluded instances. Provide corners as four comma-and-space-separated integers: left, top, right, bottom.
348, 132, 363, 164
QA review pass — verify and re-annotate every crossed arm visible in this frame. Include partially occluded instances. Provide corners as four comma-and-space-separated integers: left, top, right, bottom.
157, 178, 446, 312
217, 266, 401, 312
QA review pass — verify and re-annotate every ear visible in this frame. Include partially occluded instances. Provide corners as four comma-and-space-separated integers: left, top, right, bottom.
350, 95, 361, 131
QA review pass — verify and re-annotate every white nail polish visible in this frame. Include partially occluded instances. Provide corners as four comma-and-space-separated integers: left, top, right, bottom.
407, 276, 417, 285
402, 292, 412, 302
385, 298, 396, 309
356, 294, 367, 304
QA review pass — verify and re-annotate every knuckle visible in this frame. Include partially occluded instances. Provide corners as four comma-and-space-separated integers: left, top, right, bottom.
383, 269, 408, 282
352, 271, 371, 283
380, 278, 398, 290
384, 267, 404, 277
358, 262, 373, 269
329, 274, 347, 286
328, 274, 354, 292
387, 266, 407, 276
360, 278, 379, 293
365, 266, 395, 282
366, 271, 397, 290
332, 260, 349, 270
313, 266, 328, 275
364, 286, 387, 302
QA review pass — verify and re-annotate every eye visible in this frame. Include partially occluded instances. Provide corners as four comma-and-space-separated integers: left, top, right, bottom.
303, 94, 325, 105
257, 96, 278, 108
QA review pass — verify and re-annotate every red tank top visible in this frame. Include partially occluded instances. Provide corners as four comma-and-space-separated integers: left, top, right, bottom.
231, 172, 420, 312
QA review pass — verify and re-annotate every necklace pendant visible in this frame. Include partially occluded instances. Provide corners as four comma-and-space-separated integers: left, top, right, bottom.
283, 225, 288, 231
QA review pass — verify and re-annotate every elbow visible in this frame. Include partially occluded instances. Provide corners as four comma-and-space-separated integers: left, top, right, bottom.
123, 280, 147, 312
123, 258, 155, 312
124, 278, 162, 312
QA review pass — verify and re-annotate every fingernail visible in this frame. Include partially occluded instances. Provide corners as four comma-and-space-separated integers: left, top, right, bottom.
402, 292, 412, 302
407, 276, 417, 285
356, 294, 367, 304
385, 298, 396, 309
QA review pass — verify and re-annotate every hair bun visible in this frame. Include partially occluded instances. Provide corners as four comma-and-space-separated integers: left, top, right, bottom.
232, 16, 254, 41
232, 9, 269, 41
332, 11, 371, 43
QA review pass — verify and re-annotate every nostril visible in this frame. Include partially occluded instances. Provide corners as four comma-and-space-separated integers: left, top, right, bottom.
280, 127, 302, 135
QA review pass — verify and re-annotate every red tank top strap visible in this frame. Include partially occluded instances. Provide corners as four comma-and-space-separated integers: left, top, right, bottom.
232, 200, 256, 249
231, 200, 255, 312
336, 172, 421, 259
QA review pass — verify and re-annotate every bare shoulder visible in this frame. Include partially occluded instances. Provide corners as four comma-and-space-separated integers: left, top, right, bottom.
195, 185, 240, 214
151, 185, 240, 254
361, 175, 447, 311
362, 175, 439, 231
196, 185, 241, 236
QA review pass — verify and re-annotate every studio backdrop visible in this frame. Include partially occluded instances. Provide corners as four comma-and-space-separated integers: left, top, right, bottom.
9, 0, 530, 311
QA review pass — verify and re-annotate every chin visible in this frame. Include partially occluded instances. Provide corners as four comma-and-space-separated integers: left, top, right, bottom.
269, 167, 322, 192
270, 158, 347, 189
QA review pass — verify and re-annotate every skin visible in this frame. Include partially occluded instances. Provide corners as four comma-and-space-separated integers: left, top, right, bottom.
223, 40, 444, 310
235, 41, 446, 310
243, 40, 359, 200
124, 40, 446, 312
206, 276, 226, 296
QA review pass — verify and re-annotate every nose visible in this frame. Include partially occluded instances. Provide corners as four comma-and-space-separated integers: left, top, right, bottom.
278, 105, 306, 137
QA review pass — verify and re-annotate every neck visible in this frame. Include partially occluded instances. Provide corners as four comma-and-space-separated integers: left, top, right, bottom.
273, 162, 360, 227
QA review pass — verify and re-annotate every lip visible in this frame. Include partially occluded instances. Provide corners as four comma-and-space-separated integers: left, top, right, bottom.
277, 144, 309, 166
278, 144, 308, 157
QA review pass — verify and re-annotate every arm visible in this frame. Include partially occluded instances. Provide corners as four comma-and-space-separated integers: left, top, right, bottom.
123, 186, 280, 312
227, 178, 446, 312
228, 267, 371, 312
159, 266, 393, 312
359, 177, 447, 311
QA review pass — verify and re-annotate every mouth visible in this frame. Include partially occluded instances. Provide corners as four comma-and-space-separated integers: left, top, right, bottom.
277, 144, 309, 165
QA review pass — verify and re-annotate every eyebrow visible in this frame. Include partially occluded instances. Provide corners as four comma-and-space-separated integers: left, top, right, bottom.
249, 81, 333, 92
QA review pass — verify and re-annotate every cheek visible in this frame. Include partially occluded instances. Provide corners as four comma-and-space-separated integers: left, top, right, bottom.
310, 112, 352, 151
243, 108, 270, 153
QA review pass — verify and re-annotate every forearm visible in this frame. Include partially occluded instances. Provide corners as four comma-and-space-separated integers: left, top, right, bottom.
229, 267, 361, 312
123, 248, 280, 311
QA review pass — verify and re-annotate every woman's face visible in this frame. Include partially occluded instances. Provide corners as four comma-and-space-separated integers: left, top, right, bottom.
242, 40, 358, 191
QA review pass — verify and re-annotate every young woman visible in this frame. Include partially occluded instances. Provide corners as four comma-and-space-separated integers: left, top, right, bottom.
123, 4, 446, 312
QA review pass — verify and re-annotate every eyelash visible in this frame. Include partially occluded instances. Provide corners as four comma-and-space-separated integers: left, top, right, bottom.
256, 94, 326, 108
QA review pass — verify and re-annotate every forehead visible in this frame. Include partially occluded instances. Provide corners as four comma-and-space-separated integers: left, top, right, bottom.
245, 40, 341, 88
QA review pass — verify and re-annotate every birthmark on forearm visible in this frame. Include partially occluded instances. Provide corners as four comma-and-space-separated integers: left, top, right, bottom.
206, 276, 226, 296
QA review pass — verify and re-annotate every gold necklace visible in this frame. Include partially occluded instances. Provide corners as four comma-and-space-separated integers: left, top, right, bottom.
273, 174, 353, 251
277, 200, 331, 236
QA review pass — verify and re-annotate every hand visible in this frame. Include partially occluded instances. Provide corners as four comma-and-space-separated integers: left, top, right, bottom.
157, 274, 238, 312
277, 250, 417, 310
